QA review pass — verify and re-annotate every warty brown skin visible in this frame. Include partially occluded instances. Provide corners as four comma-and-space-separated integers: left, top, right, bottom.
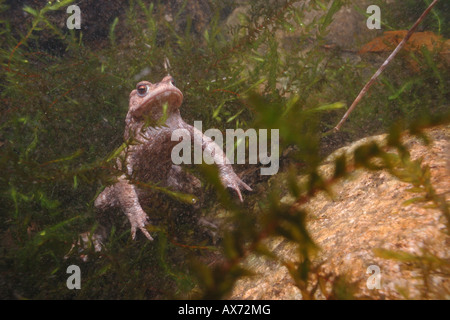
94, 75, 251, 240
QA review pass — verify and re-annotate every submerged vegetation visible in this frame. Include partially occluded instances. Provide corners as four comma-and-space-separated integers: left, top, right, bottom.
0, 0, 448, 299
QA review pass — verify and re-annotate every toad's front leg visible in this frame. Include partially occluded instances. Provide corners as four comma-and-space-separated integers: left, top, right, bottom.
114, 176, 154, 240
184, 123, 252, 201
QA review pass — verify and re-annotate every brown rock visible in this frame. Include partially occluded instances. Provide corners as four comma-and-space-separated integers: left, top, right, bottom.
230, 126, 450, 299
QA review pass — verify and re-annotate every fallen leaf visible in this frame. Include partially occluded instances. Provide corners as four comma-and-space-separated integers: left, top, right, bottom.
359, 31, 449, 54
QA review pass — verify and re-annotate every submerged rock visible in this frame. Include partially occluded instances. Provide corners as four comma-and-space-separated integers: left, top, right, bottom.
231, 126, 449, 299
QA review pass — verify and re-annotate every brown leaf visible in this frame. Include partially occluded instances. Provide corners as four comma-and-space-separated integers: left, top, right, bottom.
359, 30, 450, 55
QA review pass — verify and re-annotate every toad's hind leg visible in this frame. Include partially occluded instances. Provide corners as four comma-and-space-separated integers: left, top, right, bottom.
166, 165, 202, 198
167, 165, 222, 242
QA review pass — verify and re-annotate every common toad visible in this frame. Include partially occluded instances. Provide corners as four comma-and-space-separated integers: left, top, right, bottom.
95, 75, 251, 240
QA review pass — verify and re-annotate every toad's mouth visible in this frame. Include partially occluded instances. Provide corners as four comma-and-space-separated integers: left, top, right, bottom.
134, 85, 183, 118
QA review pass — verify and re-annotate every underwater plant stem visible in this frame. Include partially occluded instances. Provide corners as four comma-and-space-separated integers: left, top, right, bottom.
7, 21, 37, 73
333, 0, 439, 132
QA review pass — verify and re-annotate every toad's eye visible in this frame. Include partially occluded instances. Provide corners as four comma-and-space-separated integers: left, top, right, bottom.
137, 84, 148, 96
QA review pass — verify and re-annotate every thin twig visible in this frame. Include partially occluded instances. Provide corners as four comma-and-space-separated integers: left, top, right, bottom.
333, 0, 439, 132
